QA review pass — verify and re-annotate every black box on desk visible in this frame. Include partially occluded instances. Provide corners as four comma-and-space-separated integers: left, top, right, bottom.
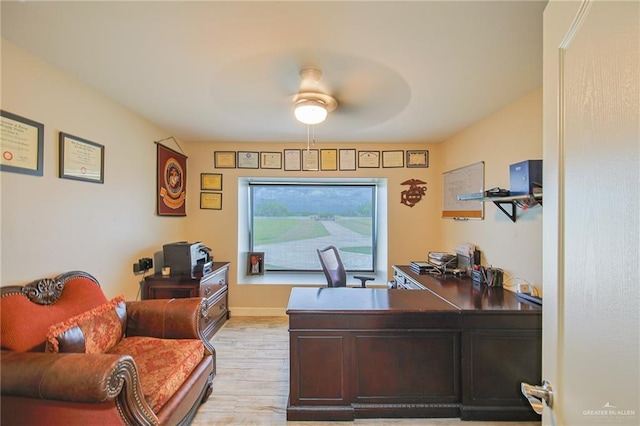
510, 160, 542, 196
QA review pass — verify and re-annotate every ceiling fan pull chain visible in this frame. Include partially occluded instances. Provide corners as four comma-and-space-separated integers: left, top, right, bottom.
307, 124, 311, 151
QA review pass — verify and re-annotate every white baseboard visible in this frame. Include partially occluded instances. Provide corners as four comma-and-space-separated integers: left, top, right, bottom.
229, 307, 287, 317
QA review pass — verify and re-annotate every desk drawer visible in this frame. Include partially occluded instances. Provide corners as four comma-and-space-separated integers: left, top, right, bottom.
200, 286, 228, 339
202, 267, 227, 286
207, 290, 228, 320
200, 281, 225, 299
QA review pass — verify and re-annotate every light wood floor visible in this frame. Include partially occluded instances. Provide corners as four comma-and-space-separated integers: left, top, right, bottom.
192, 317, 541, 425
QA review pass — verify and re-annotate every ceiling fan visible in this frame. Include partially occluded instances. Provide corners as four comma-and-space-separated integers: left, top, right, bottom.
292, 69, 337, 125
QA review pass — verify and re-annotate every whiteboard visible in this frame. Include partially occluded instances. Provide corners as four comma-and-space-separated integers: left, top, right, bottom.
442, 161, 484, 219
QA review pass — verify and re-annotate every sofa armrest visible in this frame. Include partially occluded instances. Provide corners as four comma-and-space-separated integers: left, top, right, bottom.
2, 351, 134, 402
1, 351, 159, 425
126, 298, 216, 380
126, 298, 211, 345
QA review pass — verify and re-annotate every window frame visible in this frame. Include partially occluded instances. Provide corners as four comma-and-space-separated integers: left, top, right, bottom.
248, 181, 378, 273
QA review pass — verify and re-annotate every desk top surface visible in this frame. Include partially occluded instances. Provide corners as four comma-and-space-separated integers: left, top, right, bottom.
393, 265, 541, 312
286, 287, 458, 314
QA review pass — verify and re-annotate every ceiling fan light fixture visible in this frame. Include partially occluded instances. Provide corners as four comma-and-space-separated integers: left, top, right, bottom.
294, 99, 328, 125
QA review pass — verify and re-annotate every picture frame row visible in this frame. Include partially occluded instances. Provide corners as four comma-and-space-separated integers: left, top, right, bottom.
214, 149, 429, 171
1, 110, 105, 183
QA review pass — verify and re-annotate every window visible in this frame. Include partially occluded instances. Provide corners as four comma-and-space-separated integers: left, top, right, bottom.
249, 182, 377, 272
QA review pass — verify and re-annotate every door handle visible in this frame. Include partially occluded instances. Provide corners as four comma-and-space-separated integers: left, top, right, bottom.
521, 380, 553, 414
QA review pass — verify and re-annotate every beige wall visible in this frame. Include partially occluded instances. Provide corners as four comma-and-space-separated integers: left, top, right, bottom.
0, 39, 186, 300
439, 87, 543, 293
185, 142, 443, 315
1, 39, 543, 311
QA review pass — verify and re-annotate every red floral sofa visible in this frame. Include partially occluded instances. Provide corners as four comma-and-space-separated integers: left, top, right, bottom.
0, 271, 215, 425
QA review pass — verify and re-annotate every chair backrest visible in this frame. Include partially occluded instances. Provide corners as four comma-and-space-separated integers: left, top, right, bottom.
317, 246, 347, 287
0, 271, 107, 352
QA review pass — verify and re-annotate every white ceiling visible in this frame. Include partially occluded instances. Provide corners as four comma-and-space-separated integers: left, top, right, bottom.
1, 1, 546, 144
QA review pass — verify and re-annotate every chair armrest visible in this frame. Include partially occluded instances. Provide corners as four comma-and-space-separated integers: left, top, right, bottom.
1, 351, 135, 402
126, 298, 205, 340
353, 275, 376, 288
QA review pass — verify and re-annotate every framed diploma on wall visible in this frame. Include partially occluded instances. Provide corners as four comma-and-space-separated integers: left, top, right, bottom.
214, 151, 236, 168
201, 173, 222, 191
407, 150, 429, 168
0, 110, 44, 176
284, 149, 301, 171
237, 151, 259, 169
320, 149, 338, 171
200, 192, 222, 210
302, 149, 319, 171
383, 150, 404, 168
358, 150, 380, 168
339, 149, 356, 171
260, 152, 282, 169
59, 132, 105, 183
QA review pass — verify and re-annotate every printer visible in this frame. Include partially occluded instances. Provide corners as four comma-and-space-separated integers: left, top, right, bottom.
163, 241, 213, 275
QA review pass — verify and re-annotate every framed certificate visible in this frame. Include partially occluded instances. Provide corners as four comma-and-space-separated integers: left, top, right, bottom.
1, 110, 44, 176
59, 132, 104, 183
201, 173, 222, 191
407, 150, 429, 168
320, 149, 338, 171
383, 150, 404, 168
214, 151, 236, 168
302, 149, 319, 171
358, 150, 380, 168
237, 151, 259, 169
339, 149, 356, 171
260, 152, 282, 169
284, 149, 301, 171
200, 192, 222, 210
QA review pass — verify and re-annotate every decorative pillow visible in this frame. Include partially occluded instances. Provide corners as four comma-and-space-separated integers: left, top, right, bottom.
46, 295, 127, 353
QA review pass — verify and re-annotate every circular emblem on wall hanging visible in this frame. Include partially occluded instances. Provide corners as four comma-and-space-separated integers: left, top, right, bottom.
162, 158, 185, 209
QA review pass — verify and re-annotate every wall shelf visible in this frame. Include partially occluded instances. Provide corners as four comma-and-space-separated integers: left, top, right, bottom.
457, 193, 542, 222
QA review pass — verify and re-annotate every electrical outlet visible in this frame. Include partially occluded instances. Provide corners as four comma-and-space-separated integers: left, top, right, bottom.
517, 282, 532, 294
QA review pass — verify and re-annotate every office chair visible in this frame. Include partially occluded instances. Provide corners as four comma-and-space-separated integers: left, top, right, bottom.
316, 245, 375, 288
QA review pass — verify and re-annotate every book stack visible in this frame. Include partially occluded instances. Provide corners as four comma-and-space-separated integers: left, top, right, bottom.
410, 261, 433, 275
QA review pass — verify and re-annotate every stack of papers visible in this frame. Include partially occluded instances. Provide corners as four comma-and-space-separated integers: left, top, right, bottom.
428, 252, 457, 267
455, 243, 476, 258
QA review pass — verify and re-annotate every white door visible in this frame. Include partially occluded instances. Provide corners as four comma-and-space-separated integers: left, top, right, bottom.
541, 0, 639, 424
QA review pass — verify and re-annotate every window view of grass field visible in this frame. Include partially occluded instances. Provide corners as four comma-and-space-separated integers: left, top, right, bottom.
250, 184, 376, 272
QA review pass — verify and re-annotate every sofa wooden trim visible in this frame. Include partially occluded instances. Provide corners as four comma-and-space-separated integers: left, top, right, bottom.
0, 271, 216, 426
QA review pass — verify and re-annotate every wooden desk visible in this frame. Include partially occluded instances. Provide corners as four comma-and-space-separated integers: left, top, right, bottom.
286, 268, 541, 422
393, 266, 542, 421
